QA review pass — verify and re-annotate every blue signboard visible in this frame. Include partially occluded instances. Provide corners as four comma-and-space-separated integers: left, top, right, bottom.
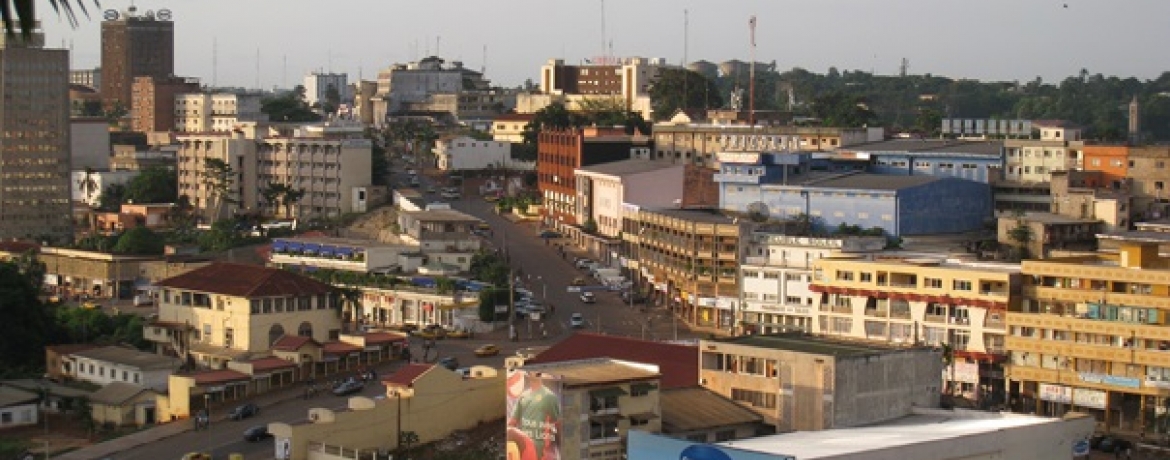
1072, 439, 1090, 456
627, 431, 790, 460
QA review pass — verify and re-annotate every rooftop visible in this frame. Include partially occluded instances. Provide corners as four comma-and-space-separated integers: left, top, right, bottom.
843, 139, 1003, 156
643, 208, 737, 225
576, 159, 681, 177
89, 382, 155, 406
523, 358, 659, 388
660, 387, 764, 432
717, 408, 1082, 459
72, 346, 182, 371
804, 173, 945, 191
1, 379, 94, 399
1097, 230, 1170, 243
382, 363, 434, 387
1003, 212, 1099, 225
711, 332, 910, 357
273, 236, 399, 249
156, 262, 335, 297
399, 208, 482, 223
187, 369, 250, 386
526, 333, 698, 389
245, 357, 298, 372
271, 335, 319, 352
0, 386, 38, 408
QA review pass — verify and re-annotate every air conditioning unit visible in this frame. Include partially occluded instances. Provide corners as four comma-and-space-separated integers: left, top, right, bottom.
699, 378, 708, 385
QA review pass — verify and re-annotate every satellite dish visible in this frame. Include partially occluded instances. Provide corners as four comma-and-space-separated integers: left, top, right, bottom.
144, 10, 155, 19
746, 202, 770, 222
157, 9, 172, 21
102, 9, 119, 20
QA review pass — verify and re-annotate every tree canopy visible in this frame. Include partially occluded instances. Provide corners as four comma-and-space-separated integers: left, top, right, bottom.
112, 227, 165, 255
647, 68, 724, 120
124, 166, 178, 204
261, 85, 323, 122
0, 261, 52, 376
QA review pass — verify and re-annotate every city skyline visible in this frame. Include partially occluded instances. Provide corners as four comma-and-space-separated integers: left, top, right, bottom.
42, 0, 1170, 91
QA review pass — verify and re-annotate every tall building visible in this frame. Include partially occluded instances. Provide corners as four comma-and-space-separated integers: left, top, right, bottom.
536, 127, 650, 231
130, 75, 199, 133
100, 6, 175, 111
303, 72, 349, 108
174, 92, 267, 133
0, 23, 73, 242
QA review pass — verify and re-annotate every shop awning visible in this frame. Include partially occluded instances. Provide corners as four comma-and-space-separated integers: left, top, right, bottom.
319, 245, 336, 257
272, 240, 289, 251
284, 241, 304, 252
335, 247, 355, 256
302, 243, 321, 254
588, 387, 628, 399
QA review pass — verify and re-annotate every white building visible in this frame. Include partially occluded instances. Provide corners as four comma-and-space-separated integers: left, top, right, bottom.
739, 234, 886, 334
269, 236, 419, 273
434, 135, 530, 171
303, 72, 350, 107
533, 57, 669, 119
72, 169, 138, 206
372, 56, 491, 125
175, 92, 268, 133
574, 160, 685, 238
0, 386, 39, 429
1003, 122, 1084, 183
67, 346, 182, 392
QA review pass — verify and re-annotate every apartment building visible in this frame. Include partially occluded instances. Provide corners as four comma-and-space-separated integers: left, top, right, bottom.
809, 255, 1019, 407
844, 139, 1004, 184
491, 113, 534, 143
146, 262, 341, 369
530, 57, 668, 119
739, 234, 886, 335
176, 126, 372, 222
625, 208, 745, 331
650, 122, 883, 169
130, 75, 200, 133
303, 72, 350, 107
1127, 146, 1170, 220
1006, 240, 1170, 432
110, 144, 177, 171
698, 334, 941, 431
996, 122, 1084, 212
537, 127, 650, 232
66, 346, 181, 392
372, 56, 492, 125
174, 92, 267, 133
433, 135, 514, 171
573, 160, 684, 264
396, 208, 484, 272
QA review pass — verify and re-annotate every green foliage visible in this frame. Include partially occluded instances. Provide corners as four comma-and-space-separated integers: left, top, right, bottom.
582, 218, 598, 234
477, 288, 511, 322
197, 219, 246, 252
73, 234, 120, 252
112, 227, 165, 255
124, 166, 177, 204
469, 251, 509, 287
0, 261, 52, 377
54, 307, 149, 350
833, 223, 887, 237
97, 183, 127, 212
515, 101, 648, 161
648, 68, 724, 120
199, 158, 236, 223
371, 142, 390, 186
435, 276, 457, 295
261, 85, 323, 122
810, 91, 879, 127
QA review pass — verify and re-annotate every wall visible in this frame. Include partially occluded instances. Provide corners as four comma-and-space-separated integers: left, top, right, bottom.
70, 119, 112, 170
152, 290, 342, 355
832, 349, 943, 428
72, 357, 172, 391
0, 403, 38, 428
898, 179, 992, 235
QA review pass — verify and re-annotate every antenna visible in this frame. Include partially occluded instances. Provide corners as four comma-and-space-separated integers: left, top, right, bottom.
436, 36, 441, 58
900, 58, 910, 78
749, 15, 757, 125
255, 48, 260, 90
212, 38, 218, 88
282, 55, 287, 89
481, 44, 487, 74
683, 9, 689, 67
600, 0, 606, 63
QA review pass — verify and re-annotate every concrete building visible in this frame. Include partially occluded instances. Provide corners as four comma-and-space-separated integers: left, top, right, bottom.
841, 139, 1004, 184
651, 122, 884, 169
130, 75, 200, 133
0, 386, 39, 429
573, 160, 685, 264
491, 113, 535, 143
396, 208, 483, 272
174, 91, 268, 133
1006, 240, 1170, 430
739, 234, 886, 335
433, 135, 521, 171
66, 346, 181, 391
401, 90, 516, 122
269, 236, 415, 273
176, 126, 372, 222
996, 212, 1101, 259
809, 254, 1019, 407
100, 5, 174, 111
352, 80, 378, 125
1126, 146, 1170, 220
699, 334, 942, 431
110, 144, 178, 171
70, 67, 101, 89
372, 56, 492, 125
146, 262, 341, 369
535, 57, 670, 119
89, 382, 160, 427
538, 127, 652, 231
72, 169, 137, 207
628, 409, 1095, 460
71, 118, 113, 170
17, 246, 209, 301
996, 121, 1084, 212
303, 71, 350, 107
0, 27, 73, 242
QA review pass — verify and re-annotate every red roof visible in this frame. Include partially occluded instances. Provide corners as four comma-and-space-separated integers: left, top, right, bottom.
156, 262, 334, 297
189, 369, 250, 385
321, 341, 362, 355
363, 332, 406, 345
246, 357, 298, 372
526, 332, 699, 390
381, 363, 433, 387
493, 113, 535, 123
271, 335, 319, 352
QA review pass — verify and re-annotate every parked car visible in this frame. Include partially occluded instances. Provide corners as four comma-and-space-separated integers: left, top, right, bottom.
228, 403, 259, 421
397, 323, 419, 333
570, 313, 585, 328
447, 329, 471, 339
243, 425, 272, 442
422, 324, 448, 338
474, 344, 500, 357
574, 258, 594, 269
332, 378, 365, 396
580, 292, 596, 304
621, 291, 646, 304
571, 277, 588, 286
438, 356, 460, 370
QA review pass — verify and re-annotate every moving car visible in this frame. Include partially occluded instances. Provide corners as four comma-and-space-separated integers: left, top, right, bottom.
580, 292, 596, 304
570, 313, 585, 328
438, 356, 460, 370
574, 258, 594, 269
474, 344, 500, 357
243, 425, 272, 442
228, 403, 259, 420
332, 378, 365, 396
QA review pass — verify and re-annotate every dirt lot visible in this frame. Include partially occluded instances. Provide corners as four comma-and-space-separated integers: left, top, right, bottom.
0, 412, 145, 458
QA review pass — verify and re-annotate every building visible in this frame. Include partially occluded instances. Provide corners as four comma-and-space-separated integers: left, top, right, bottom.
491, 113, 535, 143
699, 334, 942, 431
130, 75, 200, 133
841, 139, 1004, 184
88, 382, 160, 427
269, 236, 415, 273
401, 90, 516, 122
625, 208, 746, 331
72, 169, 137, 207
809, 254, 1019, 407
303, 72, 350, 107
511, 358, 663, 460
1006, 240, 1170, 430
996, 212, 1101, 259
100, 5, 174, 111
176, 126, 372, 222
628, 409, 1095, 460
534, 57, 669, 119
996, 122, 1084, 212
174, 91, 267, 133
739, 234, 886, 335
372, 56, 492, 125
658, 387, 767, 443
70, 67, 101, 89
1126, 146, 1170, 220
0, 25, 72, 242
145, 262, 342, 369
433, 135, 521, 171
538, 127, 651, 231
71, 118, 113, 170
572, 160, 684, 263
651, 122, 884, 169
110, 144, 178, 171
0, 386, 39, 429
66, 345, 181, 391
396, 208, 484, 272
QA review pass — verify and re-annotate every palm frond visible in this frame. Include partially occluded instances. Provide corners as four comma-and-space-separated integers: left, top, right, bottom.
2, 0, 99, 38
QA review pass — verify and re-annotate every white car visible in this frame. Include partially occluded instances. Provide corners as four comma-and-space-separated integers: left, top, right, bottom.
580, 292, 596, 304
570, 313, 585, 328
407, 169, 418, 176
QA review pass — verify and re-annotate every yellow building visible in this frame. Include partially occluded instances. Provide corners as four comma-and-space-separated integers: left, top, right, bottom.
809, 254, 1018, 406
1007, 241, 1170, 432
145, 262, 342, 369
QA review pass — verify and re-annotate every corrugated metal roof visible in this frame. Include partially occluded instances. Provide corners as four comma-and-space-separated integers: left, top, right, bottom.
660, 387, 763, 432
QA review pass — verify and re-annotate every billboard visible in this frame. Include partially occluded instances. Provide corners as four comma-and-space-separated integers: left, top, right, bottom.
627, 430, 789, 460
507, 369, 563, 460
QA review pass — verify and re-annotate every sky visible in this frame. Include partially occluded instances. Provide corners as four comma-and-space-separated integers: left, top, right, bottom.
41, 0, 1170, 91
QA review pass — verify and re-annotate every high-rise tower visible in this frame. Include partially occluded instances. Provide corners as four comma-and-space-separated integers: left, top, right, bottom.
100, 6, 175, 112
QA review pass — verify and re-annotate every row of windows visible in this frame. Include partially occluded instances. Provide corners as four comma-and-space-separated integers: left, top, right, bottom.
81, 362, 141, 384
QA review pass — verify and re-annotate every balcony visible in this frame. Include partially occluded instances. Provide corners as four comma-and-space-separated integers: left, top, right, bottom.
831, 305, 852, 314
924, 314, 948, 324
864, 308, 889, 318
1026, 286, 1170, 310
713, 173, 761, 184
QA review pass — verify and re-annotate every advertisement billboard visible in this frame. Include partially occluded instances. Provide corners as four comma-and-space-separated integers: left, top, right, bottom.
507, 369, 563, 460
627, 430, 788, 460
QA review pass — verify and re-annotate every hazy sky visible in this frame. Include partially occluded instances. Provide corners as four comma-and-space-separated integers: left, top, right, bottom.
42, 0, 1170, 90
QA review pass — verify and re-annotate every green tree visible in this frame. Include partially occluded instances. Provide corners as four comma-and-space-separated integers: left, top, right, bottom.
370, 142, 390, 186
97, 183, 127, 213
321, 84, 341, 114
582, 217, 598, 234
810, 91, 879, 127
77, 167, 100, 203
0, 261, 52, 377
261, 85, 323, 122
281, 187, 306, 219
199, 158, 236, 224
647, 68, 724, 120
124, 166, 178, 204
112, 227, 165, 255
260, 182, 285, 217
1007, 220, 1033, 260
435, 276, 456, 295
197, 219, 243, 252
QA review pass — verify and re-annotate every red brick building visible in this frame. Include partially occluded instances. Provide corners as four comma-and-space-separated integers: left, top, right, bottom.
537, 127, 650, 229
131, 75, 199, 133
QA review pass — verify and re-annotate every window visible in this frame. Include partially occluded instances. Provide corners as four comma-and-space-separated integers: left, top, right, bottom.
953, 280, 973, 291
589, 420, 619, 440
731, 388, 777, 408
860, 272, 872, 282
836, 271, 855, 281
122, 371, 128, 381
924, 278, 942, 289
715, 430, 736, 442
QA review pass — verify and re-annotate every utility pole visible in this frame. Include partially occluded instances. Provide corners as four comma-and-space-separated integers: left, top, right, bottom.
748, 15, 757, 126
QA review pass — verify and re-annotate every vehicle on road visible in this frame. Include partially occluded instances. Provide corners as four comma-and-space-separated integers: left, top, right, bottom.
580, 292, 596, 304
474, 344, 500, 357
571, 277, 588, 286
228, 403, 259, 420
574, 258, 594, 269
484, 194, 500, 203
621, 291, 647, 304
538, 230, 562, 239
570, 313, 585, 328
181, 453, 212, 460
441, 188, 461, 199
332, 378, 365, 396
447, 329, 471, 339
243, 425, 272, 442
407, 169, 418, 176
81, 301, 102, 310
438, 356, 460, 370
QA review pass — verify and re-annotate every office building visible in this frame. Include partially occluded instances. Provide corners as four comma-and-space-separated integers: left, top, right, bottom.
174, 91, 267, 133
303, 72, 349, 108
130, 75, 199, 133
100, 6, 174, 111
537, 127, 651, 232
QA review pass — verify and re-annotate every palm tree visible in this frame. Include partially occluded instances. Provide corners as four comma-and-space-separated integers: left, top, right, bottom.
260, 182, 285, 218
199, 158, 236, 224
281, 187, 305, 220
77, 167, 99, 205
2, 1, 95, 40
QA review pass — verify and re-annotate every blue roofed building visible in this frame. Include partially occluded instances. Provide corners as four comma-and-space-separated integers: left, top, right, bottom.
836, 139, 1004, 184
